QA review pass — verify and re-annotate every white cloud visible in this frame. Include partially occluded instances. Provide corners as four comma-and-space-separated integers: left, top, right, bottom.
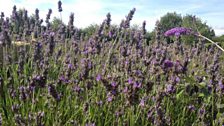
0, 0, 223, 36
0, 0, 155, 30
0, 0, 56, 22
61, 0, 105, 27
0, 0, 15, 17
214, 29, 224, 36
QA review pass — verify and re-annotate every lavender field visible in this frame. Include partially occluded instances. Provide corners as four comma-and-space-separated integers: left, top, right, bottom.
0, 1, 224, 126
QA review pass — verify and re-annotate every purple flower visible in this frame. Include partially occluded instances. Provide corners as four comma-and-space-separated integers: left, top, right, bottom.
142, 20, 146, 35
85, 123, 95, 126
139, 99, 145, 107
128, 77, 133, 85
107, 92, 113, 102
80, 58, 86, 66
111, 81, 117, 87
133, 81, 142, 88
174, 60, 183, 73
58, 0, 63, 12
107, 96, 113, 102
46, 9, 52, 20
0, 12, 4, 19
87, 61, 92, 69
59, 75, 66, 82
147, 109, 154, 121
175, 77, 180, 83
69, 13, 74, 26
106, 12, 111, 27
123, 86, 128, 93
96, 100, 103, 106
108, 31, 113, 38
48, 84, 60, 101
125, 60, 129, 65
96, 74, 101, 81
68, 63, 73, 69
73, 85, 81, 93
135, 70, 142, 76
11, 104, 20, 113
50, 32, 55, 36
199, 107, 205, 115
164, 27, 192, 37
171, 76, 180, 84
166, 84, 175, 94
188, 105, 196, 111
35, 8, 39, 20
19, 86, 28, 101
164, 60, 174, 68
111, 90, 116, 95
219, 79, 224, 92
123, 8, 136, 28
37, 42, 42, 48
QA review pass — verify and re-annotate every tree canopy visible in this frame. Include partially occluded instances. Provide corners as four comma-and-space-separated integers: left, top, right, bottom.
159, 12, 182, 34
157, 12, 215, 43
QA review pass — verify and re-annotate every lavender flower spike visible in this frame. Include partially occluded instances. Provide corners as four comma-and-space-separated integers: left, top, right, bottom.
58, 0, 63, 12
164, 27, 192, 37
164, 59, 174, 68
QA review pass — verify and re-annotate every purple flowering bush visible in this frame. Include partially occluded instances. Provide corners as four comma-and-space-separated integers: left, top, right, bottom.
164, 27, 193, 37
0, 1, 224, 126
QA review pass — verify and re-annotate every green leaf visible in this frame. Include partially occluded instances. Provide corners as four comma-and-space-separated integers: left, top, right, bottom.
198, 93, 205, 97
198, 82, 206, 88
217, 104, 224, 109
176, 90, 185, 100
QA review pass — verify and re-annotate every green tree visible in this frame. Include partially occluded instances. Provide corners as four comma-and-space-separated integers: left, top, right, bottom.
156, 12, 182, 43
182, 15, 215, 44
159, 12, 182, 34
145, 31, 153, 45
81, 24, 99, 37
212, 35, 224, 47
51, 17, 64, 31
156, 13, 215, 44
213, 35, 224, 42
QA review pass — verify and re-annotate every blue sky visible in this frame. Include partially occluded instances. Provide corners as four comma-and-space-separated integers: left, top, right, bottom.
0, 0, 224, 35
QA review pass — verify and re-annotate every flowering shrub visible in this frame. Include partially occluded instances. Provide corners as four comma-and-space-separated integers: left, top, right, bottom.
0, 1, 223, 126
164, 27, 193, 37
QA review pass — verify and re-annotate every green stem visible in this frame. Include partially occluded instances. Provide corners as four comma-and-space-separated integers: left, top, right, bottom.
212, 86, 215, 125
105, 35, 118, 69
60, 12, 63, 23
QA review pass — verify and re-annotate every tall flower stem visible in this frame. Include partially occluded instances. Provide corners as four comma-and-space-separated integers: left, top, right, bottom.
0, 45, 3, 67
60, 12, 62, 23
197, 34, 224, 52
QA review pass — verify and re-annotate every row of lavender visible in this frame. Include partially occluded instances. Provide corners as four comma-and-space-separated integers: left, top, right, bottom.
0, 1, 224, 125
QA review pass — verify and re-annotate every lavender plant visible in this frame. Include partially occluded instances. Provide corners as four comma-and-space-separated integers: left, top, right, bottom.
0, 2, 223, 126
